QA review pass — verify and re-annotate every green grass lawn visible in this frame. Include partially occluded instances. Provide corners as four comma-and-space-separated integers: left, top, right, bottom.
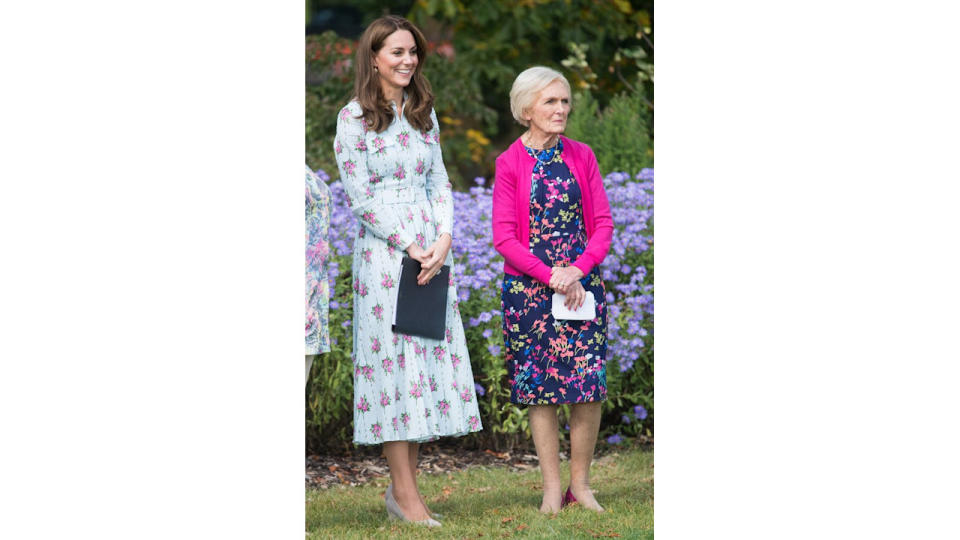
306, 445, 653, 539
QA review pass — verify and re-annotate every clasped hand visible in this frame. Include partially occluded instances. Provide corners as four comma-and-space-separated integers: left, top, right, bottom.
549, 265, 586, 310
406, 233, 452, 286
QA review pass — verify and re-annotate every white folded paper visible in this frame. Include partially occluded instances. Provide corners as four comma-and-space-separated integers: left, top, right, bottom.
551, 292, 596, 320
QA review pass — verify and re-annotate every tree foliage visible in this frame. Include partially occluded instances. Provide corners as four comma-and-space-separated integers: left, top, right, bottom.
306, 0, 653, 186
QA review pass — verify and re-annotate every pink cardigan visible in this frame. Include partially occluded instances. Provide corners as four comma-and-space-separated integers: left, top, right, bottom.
492, 135, 614, 284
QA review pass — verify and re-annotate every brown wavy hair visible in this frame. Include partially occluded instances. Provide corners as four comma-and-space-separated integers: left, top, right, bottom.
352, 15, 435, 134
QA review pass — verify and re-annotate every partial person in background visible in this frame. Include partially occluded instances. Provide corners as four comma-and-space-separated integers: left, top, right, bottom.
492, 66, 614, 513
333, 15, 482, 528
306, 165, 331, 385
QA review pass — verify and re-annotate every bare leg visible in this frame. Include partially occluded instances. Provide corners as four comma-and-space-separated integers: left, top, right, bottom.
383, 441, 430, 521
568, 401, 605, 511
305, 354, 315, 386
529, 404, 563, 513
407, 442, 434, 515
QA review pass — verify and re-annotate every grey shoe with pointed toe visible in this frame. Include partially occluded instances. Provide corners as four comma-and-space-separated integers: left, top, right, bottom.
385, 485, 442, 527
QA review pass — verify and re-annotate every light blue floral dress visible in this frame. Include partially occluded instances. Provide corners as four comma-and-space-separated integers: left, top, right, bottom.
334, 99, 482, 445
305, 165, 331, 355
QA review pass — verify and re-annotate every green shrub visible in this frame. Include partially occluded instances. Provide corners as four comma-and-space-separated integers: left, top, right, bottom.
305, 250, 356, 452
565, 90, 653, 177
305, 32, 354, 177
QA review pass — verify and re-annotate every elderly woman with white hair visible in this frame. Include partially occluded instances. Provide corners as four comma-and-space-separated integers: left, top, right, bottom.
491, 66, 614, 513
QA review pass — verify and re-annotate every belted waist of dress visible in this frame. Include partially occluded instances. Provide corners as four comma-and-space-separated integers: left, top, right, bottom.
380, 187, 430, 205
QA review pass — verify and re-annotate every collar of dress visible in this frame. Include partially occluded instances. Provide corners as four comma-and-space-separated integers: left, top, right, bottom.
388, 91, 409, 120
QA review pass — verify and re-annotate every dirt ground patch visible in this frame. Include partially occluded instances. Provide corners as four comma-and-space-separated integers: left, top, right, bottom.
306, 436, 652, 489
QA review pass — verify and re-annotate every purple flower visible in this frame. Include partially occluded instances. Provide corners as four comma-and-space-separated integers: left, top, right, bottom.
606, 434, 624, 444
474, 383, 486, 397
621, 414, 632, 424
634, 405, 648, 420
320, 166, 653, 434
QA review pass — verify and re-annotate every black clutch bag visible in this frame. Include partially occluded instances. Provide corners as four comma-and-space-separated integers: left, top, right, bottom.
392, 256, 449, 340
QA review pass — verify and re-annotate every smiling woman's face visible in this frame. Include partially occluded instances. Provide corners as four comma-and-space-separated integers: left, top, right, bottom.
373, 29, 418, 96
524, 79, 571, 138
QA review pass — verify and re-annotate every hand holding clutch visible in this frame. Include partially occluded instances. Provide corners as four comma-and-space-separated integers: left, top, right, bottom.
417, 233, 452, 285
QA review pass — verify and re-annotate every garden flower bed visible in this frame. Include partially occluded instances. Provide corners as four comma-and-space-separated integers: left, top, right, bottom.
307, 169, 654, 451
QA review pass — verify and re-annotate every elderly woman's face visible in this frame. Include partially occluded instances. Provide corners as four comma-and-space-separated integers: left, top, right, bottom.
524, 80, 570, 136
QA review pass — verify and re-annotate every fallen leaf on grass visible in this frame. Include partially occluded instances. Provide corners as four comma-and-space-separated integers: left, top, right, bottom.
501, 517, 514, 524
516, 524, 528, 531
433, 486, 454, 503
485, 449, 510, 460
589, 529, 621, 538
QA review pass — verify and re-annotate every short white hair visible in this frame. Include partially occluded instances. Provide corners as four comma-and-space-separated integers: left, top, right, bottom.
509, 66, 571, 127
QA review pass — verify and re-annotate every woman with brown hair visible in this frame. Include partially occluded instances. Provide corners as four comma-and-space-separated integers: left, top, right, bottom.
333, 15, 482, 528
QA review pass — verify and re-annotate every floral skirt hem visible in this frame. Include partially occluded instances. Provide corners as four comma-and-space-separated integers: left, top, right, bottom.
511, 395, 607, 406
352, 425, 483, 446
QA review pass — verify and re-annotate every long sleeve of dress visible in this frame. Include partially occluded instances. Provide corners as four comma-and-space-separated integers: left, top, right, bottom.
334, 105, 416, 250
424, 109, 453, 238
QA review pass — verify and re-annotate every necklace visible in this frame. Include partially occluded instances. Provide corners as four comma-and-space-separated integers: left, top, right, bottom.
527, 136, 563, 171
523, 133, 559, 151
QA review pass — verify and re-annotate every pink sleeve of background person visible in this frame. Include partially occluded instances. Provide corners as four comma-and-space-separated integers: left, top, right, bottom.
572, 146, 614, 277
492, 153, 554, 284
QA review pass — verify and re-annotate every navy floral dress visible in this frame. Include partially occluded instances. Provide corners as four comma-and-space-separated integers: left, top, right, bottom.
501, 139, 607, 405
